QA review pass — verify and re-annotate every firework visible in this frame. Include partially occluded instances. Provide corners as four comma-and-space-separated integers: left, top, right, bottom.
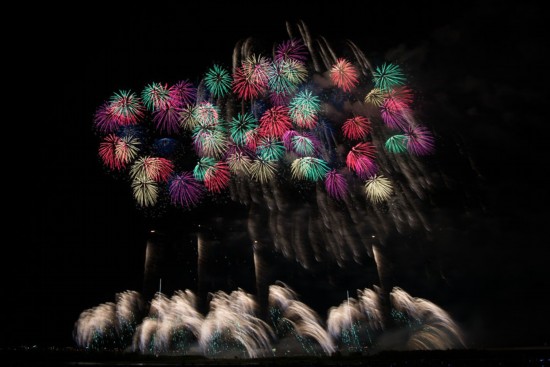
179, 105, 199, 131
259, 106, 292, 138
230, 112, 258, 146
324, 170, 348, 200
346, 142, 377, 179
130, 157, 174, 182
109, 90, 145, 125
232, 55, 270, 100
169, 172, 204, 208
289, 89, 320, 129
364, 88, 385, 107
381, 102, 408, 130
204, 65, 232, 98
204, 161, 230, 193
405, 125, 435, 155
249, 157, 277, 183
290, 157, 330, 181
193, 129, 228, 158
257, 137, 285, 161
141, 82, 171, 111
341, 116, 371, 141
94, 103, 119, 133
193, 157, 217, 182
193, 102, 220, 128
330, 58, 359, 92
227, 149, 253, 175
268, 60, 297, 96
372, 63, 406, 92
385, 135, 408, 153
364, 174, 393, 203
275, 38, 308, 63
169, 80, 197, 108
132, 176, 158, 207
153, 104, 181, 134
115, 134, 141, 166
99, 134, 122, 170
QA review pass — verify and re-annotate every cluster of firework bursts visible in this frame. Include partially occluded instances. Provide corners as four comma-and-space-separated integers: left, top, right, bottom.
94, 37, 434, 209
74, 285, 463, 357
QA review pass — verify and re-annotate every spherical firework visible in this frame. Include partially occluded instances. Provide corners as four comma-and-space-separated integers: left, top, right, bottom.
381, 103, 408, 130
268, 60, 297, 96
341, 116, 372, 141
249, 157, 277, 183
204, 161, 230, 193
259, 106, 292, 138
280, 59, 308, 85
364, 88, 385, 107
290, 157, 330, 181
257, 137, 285, 161
405, 125, 435, 155
385, 86, 413, 110
94, 103, 119, 133
193, 102, 220, 128
346, 142, 377, 179
179, 105, 199, 131
115, 134, 141, 166
153, 104, 181, 134
385, 135, 408, 153
169, 80, 197, 108
364, 174, 393, 203
227, 149, 253, 175
193, 128, 228, 158
109, 90, 145, 125
193, 157, 217, 182
330, 58, 359, 92
99, 134, 123, 170
232, 55, 270, 101
132, 176, 158, 207
324, 170, 348, 200
290, 133, 318, 157
169, 172, 204, 209
130, 157, 174, 182
372, 63, 406, 92
204, 65, 232, 99
275, 38, 308, 63
289, 89, 321, 129
141, 82, 171, 111
230, 112, 258, 146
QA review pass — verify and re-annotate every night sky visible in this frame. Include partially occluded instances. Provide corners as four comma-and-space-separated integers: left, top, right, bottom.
8, 1, 547, 351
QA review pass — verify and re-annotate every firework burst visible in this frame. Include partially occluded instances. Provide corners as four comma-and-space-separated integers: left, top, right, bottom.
346, 143, 377, 179
372, 63, 406, 92
169, 172, 204, 209
385, 135, 408, 153
99, 134, 123, 170
290, 157, 330, 181
330, 58, 359, 92
169, 80, 197, 108
259, 106, 292, 138
324, 170, 348, 200
232, 55, 270, 100
204, 161, 231, 193
153, 104, 181, 134
230, 112, 258, 146
115, 134, 141, 166
405, 126, 435, 155
249, 157, 277, 183
289, 89, 320, 129
204, 65, 232, 98
193, 157, 217, 182
141, 82, 171, 111
364, 88, 385, 107
130, 157, 174, 182
341, 116, 372, 141
132, 176, 158, 207
275, 38, 308, 63
109, 90, 145, 125
364, 174, 393, 203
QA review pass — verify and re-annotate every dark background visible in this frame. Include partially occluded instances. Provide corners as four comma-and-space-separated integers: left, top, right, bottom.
7, 1, 547, 350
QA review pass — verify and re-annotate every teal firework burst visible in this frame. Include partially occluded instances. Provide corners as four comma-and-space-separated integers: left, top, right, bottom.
291, 157, 330, 181
291, 135, 316, 156
193, 157, 217, 181
257, 137, 285, 161
204, 65, 232, 98
372, 63, 406, 92
268, 60, 297, 95
230, 112, 258, 146
385, 135, 408, 153
141, 82, 170, 111
289, 89, 321, 129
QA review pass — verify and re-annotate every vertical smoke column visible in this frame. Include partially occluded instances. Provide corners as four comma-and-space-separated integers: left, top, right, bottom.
196, 230, 211, 315
143, 230, 165, 301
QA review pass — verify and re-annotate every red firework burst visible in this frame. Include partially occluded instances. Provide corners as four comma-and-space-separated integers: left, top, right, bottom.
259, 106, 293, 138
330, 58, 359, 92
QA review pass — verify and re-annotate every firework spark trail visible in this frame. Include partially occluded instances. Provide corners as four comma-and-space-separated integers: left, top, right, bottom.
390, 287, 465, 350
199, 289, 274, 358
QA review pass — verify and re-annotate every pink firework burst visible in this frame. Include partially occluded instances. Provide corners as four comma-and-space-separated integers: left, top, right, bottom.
169, 172, 204, 208
259, 106, 292, 138
381, 102, 409, 130
346, 142, 377, 179
405, 125, 435, 155
325, 169, 348, 200
275, 39, 308, 63
244, 128, 262, 151
282, 130, 299, 150
330, 58, 359, 92
342, 116, 372, 140
109, 90, 145, 125
153, 103, 181, 134
385, 86, 413, 110
132, 157, 174, 182
94, 103, 119, 133
204, 161, 231, 193
98, 134, 123, 170
270, 91, 291, 106
169, 80, 197, 108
